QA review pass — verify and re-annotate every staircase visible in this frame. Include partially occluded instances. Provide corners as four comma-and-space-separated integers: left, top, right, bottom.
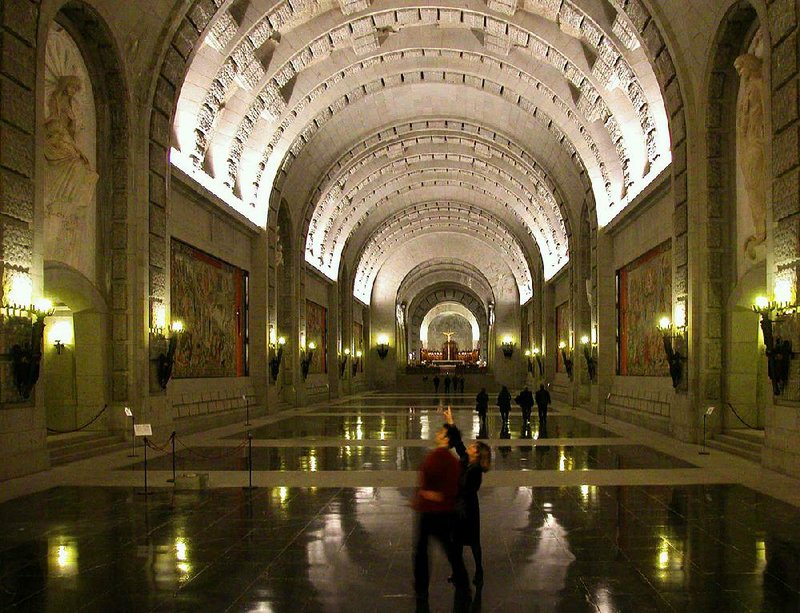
707, 429, 764, 463
48, 431, 128, 466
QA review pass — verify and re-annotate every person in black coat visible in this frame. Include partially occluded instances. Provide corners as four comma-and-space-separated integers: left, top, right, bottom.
515, 386, 534, 423
497, 386, 511, 424
475, 388, 489, 438
433, 375, 440, 394
515, 386, 534, 439
444, 374, 451, 394
444, 407, 491, 588
535, 384, 551, 424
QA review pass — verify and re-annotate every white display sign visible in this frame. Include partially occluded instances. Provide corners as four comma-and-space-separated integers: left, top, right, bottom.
134, 424, 152, 437
124, 407, 133, 417
705, 406, 716, 416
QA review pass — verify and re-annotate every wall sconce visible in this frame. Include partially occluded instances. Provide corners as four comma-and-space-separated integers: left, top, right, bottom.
150, 303, 167, 337
752, 296, 793, 395
559, 341, 573, 380
376, 334, 389, 359
501, 335, 514, 358
301, 341, 316, 380
269, 335, 286, 382
339, 348, 350, 378
352, 350, 362, 377
532, 347, 544, 376
4, 298, 55, 398
157, 321, 185, 389
657, 316, 685, 389
580, 335, 596, 382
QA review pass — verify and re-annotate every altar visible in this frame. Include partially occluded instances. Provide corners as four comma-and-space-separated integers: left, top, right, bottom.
420, 331, 480, 364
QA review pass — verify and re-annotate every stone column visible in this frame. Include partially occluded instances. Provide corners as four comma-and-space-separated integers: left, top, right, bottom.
328, 280, 340, 399
0, 0, 49, 479
250, 232, 268, 413
596, 230, 615, 415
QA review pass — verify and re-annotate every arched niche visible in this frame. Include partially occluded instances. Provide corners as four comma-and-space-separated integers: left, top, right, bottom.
421, 303, 479, 351
705, 2, 767, 430
273, 201, 295, 399
408, 287, 488, 364
37, 3, 130, 429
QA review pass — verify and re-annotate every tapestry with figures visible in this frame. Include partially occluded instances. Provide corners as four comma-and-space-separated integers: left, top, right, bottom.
171, 239, 248, 378
618, 240, 672, 376
306, 300, 327, 374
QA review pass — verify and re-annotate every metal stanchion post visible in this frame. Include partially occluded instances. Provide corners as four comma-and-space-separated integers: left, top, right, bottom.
128, 415, 137, 457
699, 406, 714, 455
700, 414, 710, 455
142, 437, 149, 495
244, 394, 250, 426
248, 433, 254, 490
168, 432, 176, 483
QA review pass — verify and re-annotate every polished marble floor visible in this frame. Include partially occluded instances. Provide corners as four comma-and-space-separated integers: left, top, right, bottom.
2, 392, 800, 612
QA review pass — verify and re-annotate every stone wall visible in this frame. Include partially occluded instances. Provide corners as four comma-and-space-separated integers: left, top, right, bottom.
0, 0, 46, 480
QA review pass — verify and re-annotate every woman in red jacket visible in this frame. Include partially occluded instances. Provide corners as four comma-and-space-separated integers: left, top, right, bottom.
413, 417, 471, 612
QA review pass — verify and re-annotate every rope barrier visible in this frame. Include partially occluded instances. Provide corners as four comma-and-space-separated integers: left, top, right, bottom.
143, 433, 174, 453
46, 405, 108, 434
725, 402, 761, 430
173, 435, 249, 460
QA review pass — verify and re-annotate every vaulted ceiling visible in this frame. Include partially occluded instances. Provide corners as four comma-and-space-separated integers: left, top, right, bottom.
170, 0, 671, 304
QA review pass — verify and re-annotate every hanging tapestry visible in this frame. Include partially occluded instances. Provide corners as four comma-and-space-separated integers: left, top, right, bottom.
171, 239, 248, 378
306, 300, 327, 374
618, 240, 672, 376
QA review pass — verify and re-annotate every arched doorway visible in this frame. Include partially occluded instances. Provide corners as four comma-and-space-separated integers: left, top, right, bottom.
42, 263, 108, 431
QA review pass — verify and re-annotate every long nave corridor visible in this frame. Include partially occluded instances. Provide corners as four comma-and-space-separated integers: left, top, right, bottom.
2, 391, 799, 612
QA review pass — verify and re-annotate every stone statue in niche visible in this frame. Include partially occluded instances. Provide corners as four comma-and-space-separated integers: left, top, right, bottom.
43, 26, 98, 281
396, 303, 405, 328
275, 225, 285, 268
735, 52, 767, 260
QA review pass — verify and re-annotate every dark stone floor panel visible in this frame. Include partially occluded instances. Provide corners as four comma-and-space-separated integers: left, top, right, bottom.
1, 484, 798, 612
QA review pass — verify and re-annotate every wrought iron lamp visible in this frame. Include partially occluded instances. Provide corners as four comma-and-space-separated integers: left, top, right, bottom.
269, 335, 286, 382
532, 347, 544, 376
339, 348, 350, 378
581, 335, 596, 382
376, 334, 389, 359
157, 321, 185, 389
501, 336, 514, 358
752, 296, 793, 395
559, 341, 574, 380
4, 298, 55, 398
657, 316, 685, 388
352, 350, 362, 376
301, 341, 316, 380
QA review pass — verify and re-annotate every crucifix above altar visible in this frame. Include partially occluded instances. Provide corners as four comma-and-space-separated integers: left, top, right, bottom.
442, 331, 458, 360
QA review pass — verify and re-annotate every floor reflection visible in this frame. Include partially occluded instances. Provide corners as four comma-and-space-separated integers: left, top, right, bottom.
0, 485, 798, 611
233, 414, 616, 441
130, 444, 694, 472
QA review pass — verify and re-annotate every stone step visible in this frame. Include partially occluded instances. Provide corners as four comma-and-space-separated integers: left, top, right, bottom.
49, 433, 127, 466
705, 437, 761, 463
713, 431, 763, 455
721, 428, 765, 445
